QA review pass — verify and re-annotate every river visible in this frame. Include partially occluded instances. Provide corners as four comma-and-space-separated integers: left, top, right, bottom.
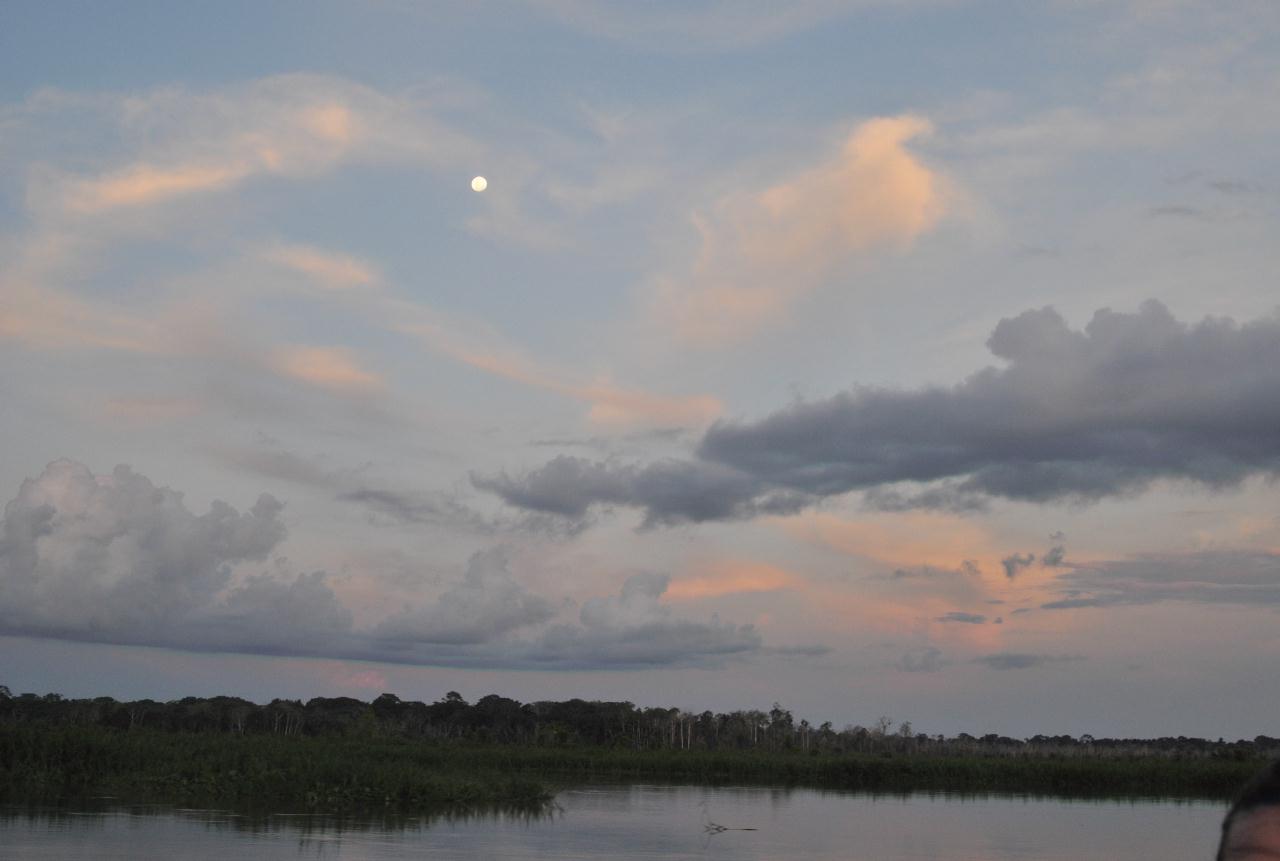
0, 784, 1225, 860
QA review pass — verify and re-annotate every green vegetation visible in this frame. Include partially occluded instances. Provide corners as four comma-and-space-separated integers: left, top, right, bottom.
444, 745, 1259, 799
1, 685, 1272, 811
0, 725, 551, 812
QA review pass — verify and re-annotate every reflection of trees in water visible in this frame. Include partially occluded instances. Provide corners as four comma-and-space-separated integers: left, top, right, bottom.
0, 800, 559, 841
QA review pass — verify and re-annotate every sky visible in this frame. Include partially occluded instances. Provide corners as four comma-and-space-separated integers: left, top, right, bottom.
2, 0, 1279, 739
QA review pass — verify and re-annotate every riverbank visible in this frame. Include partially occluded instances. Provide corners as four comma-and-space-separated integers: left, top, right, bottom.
0, 726, 551, 811
0, 725, 1262, 812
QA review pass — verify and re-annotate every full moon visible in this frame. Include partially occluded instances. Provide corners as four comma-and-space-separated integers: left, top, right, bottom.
471, 176, 487, 192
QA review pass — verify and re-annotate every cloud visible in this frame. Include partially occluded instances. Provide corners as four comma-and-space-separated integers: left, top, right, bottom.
1148, 204, 1209, 219
974, 653, 1084, 671
33, 75, 477, 219
666, 559, 798, 600
4, 75, 715, 435
0, 459, 286, 644
1041, 550, 1280, 610
0, 73, 516, 372
699, 301, 1280, 504
0, 260, 167, 353
371, 547, 558, 646
1042, 545, 1067, 567
265, 244, 379, 290
896, 646, 949, 673
654, 115, 943, 343
209, 443, 341, 489
335, 488, 493, 531
389, 300, 723, 429
1001, 552, 1036, 580
483, 302, 1280, 525
208, 441, 498, 533
0, 461, 768, 669
527, 572, 763, 669
209, 439, 592, 538
269, 346, 384, 394
102, 397, 204, 424
200, 571, 354, 653
935, 611, 987, 624
471, 454, 809, 527
63, 161, 256, 214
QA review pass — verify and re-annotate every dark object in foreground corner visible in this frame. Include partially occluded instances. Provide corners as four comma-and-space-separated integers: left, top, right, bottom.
1217, 759, 1280, 861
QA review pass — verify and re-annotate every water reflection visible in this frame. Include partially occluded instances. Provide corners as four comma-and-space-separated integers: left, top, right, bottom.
0, 785, 1227, 861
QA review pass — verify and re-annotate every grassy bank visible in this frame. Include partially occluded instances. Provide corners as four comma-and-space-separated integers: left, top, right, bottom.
1, 725, 1262, 812
455, 745, 1256, 799
0, 726, 551, 812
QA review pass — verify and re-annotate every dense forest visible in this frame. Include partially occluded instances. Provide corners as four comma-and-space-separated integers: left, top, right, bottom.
2, 685, 1274, 810
3, 685, 1275, 760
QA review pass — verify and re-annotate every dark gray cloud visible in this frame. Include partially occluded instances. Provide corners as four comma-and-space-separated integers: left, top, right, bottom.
1149, 204, 1209, 219
896, 646, 949, 673
356, 571, 767, 670
0, 461, 772, 670
935, 611, 986, 624
212, 441, 500, 533
1042, 545, 1066, 567
335, 487, 496, 531
700, 301, 1280, 503
1042, 550, 1280, 610
478, 302, 1280, 525
529, 427, 692, 451
473, 455, 810, 528
195, 571, 355, 653
974, 653, 1084, 670
889, 561, 981, 581
1002, 552, 1036, 580
208, 442, 341, 489
861, 483, 988, 513
1208, 179, 1261, 195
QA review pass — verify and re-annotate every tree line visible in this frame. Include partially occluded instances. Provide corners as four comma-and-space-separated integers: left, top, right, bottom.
1, 684, 1274, 762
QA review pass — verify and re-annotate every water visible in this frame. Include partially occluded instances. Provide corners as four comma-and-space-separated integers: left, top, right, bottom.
0, 785, 1226, 860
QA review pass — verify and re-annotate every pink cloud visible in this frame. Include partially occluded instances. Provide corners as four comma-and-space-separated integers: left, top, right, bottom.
666, 559, 799, 600
655, 115, 945, 344
265, 243, 380, 290
270, 345, 384, 393
390, 300, 723, 429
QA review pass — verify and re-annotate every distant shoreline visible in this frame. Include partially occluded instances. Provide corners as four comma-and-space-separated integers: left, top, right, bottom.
2, 689, 1270, 812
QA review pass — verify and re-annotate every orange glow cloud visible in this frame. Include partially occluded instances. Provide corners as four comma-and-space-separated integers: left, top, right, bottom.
781, 510, 1002, 574
54, 95, 367, 216
656, 114, 944, 344
102, 397, 204, 424
266, 243, 379, 290
271, 346, 383, 393
64, 162, 253, 213
302, 104, 357, 145
746, 115, 940, 267
391, 301, 723, 429
0, 279, 164, 353
667, 559, 799, 600
580, 381, 722, 428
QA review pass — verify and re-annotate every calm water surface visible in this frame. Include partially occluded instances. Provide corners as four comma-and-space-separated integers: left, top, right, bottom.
0, 785, 1225, 860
